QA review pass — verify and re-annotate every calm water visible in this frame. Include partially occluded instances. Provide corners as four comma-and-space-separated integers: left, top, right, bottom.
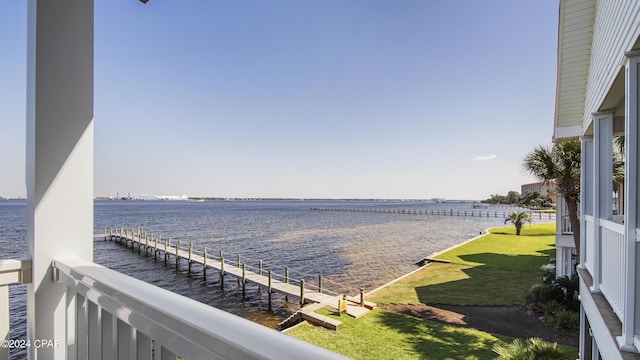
1, 199, 526, 358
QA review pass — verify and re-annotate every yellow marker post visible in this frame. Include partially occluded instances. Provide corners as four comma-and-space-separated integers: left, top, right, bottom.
338, 299, 348, 316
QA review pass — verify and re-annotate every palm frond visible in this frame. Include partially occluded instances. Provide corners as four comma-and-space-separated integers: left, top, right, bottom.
522, 144, 556, 182
493, 338, 575, 360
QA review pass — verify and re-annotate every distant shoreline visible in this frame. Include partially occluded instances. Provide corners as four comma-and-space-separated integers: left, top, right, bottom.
91, 197, 483, 202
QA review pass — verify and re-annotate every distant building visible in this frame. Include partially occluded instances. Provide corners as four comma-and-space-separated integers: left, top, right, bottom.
521, 181, 556, 201
154, 194, 189, 201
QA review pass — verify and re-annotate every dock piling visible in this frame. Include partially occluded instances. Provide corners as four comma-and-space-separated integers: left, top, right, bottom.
176, 240, 181, 269
188, 242, 193, 274
285, 267, 289, 284
220, 250, 225, 275
268, 269, 272, 309
236, 255, 241, 285
220, 250, 225, 288
164, 240, 168, 264
242, 263, 246, 297
203, 245, 207, 280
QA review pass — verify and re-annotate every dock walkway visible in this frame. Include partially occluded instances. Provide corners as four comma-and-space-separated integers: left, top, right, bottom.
105, 227, 375, 330
310, 207, 555, 219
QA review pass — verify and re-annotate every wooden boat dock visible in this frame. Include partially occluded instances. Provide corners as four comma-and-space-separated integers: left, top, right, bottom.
104, 227, 375, 330
310, 207, 556, 219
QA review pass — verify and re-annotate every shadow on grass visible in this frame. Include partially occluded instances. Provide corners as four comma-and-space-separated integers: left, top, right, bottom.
376, 309, 505, 359
457, 250, 554, 272
490, 232, 554, 236
415, 252, 553, 306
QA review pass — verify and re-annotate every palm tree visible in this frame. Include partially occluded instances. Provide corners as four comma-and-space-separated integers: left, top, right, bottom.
505, 211, 532, 235
493, 337, 575, 360
523, 141, 581, 254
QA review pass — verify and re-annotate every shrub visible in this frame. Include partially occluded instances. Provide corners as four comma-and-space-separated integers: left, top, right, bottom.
553, 275, 579, 312
541, 300, 563, 318
552, 309, 579, 333
493, 337, 575, 360
526, 283, 565, 306
541, 264, 556, 284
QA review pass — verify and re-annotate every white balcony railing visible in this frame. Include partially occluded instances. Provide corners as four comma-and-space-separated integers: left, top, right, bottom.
52, 256, 346, 359
3, 257, 345, 360
561, 215, 573, 234
585, 215, 595, 274
1, 259, 32, 360
583, 216, 625, 321
599, 220, 625, 320
557, 195, 573, 234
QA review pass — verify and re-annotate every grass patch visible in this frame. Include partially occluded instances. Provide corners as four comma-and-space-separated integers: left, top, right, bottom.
287, 308, 510, 360
368, 262, 543, 306
369, 222, 556, 306
289, 223, 573, 358
435, 228, 555, 271
489, 222, 555, 236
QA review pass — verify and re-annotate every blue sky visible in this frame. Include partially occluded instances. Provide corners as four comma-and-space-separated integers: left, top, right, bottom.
1, 1, 558, 200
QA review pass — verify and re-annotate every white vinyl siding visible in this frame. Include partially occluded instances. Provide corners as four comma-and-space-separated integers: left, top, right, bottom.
584, 0, 640, 128
555, 0, 595, 136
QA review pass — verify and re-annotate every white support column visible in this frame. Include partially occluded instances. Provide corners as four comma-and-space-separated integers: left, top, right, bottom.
556, 194, 562, 235
621, 50, 640, 352
26, 1, 94, 359
594, 112, 614, 222
581, 136, 594, 269
590, 112, 613, 295
556, 246, 566, 279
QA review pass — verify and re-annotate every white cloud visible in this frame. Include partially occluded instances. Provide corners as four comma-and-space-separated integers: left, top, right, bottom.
472, 154, 497, 161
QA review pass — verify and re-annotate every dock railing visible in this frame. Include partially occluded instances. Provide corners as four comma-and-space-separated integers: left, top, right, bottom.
108, 227, 345, 302
51, 256, 346, 359
310, 207, 556, 219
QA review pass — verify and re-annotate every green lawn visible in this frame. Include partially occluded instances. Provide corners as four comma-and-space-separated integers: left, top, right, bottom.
435, 224, 555, 271
368, 222, 556, 306
288, 222, 572, 359
287, 308, 509, 360
367, 262, 545, 306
